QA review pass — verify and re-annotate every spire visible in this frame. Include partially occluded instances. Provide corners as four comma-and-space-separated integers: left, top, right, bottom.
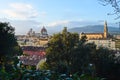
104, 21, 108, 38
104, 21, 108, 32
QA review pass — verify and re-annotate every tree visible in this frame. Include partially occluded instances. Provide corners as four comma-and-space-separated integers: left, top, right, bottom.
94, 47, 120, 80
45, 27, 97, 75
99, 0, 120, 19
44, 27, 120, 79
0, 22, 22, 72
46, 27, 79, 74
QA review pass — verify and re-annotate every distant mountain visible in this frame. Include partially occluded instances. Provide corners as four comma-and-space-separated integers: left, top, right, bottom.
68, 25, 120, 34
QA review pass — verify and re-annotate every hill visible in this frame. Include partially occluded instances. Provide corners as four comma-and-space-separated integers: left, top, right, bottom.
68, 25, 120, 34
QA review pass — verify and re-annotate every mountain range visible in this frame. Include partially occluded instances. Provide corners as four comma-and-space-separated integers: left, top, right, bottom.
68, 25, 120, 34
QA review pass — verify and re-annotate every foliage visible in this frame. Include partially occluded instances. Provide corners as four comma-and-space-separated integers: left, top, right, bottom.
46, 27, 80, 74
0, 22, 22, 78
45, 27, 98, 75
0, 22, 22, 57
37, 59, 49, 70
45, 27, 120, 80
0, 65, 103, 80
0, 22, 20, 55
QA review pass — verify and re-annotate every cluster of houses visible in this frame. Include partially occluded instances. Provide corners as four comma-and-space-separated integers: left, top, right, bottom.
19, 46, 46, 66
17, 27, 48, 66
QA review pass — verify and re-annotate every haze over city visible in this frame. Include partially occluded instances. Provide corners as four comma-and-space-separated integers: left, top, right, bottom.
0, 0, 119, 34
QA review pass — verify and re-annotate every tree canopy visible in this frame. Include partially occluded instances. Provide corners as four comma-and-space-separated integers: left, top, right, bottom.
45, 27, 97, 74
0, 22, 22, 71
46, 27, 79, 73
43, 27, 120, 80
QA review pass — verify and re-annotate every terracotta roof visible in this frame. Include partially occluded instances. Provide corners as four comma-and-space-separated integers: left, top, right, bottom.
41, 26, 47, 33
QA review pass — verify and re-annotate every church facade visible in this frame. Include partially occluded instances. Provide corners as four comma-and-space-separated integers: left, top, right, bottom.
80, 21, 108, 40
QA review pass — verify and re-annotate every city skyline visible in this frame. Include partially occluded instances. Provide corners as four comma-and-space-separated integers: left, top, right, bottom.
0, 0, 119, 34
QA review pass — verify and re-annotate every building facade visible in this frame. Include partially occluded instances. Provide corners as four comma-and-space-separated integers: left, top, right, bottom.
17, 26, 49, 47
87, 39, 116, 50
80, 21, 108, 40
79, 21, 118, 50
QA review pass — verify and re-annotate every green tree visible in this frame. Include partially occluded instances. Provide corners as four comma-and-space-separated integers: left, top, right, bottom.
71, 42, 97, 74
0, 22, 22, 72
46, 27, 79, 74
94, 47, 120, 80
44, 27, 119, 79
45, 27, 97, 75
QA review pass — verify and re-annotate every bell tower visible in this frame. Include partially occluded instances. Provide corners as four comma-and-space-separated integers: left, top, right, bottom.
104, 21, 108, 39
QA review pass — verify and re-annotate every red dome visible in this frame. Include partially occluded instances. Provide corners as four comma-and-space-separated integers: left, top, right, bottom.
41, 26, 47, 35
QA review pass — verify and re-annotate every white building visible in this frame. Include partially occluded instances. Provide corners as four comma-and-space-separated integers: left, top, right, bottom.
87, 39, 116, 50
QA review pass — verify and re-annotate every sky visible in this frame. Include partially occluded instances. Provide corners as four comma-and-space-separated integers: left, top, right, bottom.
0, 0, 119, 35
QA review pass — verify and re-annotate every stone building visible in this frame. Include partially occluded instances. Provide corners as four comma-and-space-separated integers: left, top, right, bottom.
80, 21, 108, 40
87, 39, 116, 50
17, 26, 49, 47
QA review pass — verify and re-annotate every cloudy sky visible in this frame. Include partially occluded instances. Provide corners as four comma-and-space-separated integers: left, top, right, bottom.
0, 0, 119, 34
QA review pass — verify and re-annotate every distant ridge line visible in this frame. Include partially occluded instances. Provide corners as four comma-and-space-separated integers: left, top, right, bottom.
68, 25, 119, 34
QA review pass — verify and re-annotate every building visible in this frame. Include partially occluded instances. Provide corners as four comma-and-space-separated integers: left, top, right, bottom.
115, 39, 120, 50
17, 27, 48, 66
17, 26, 49, 47
80, 21, 108, 40
113, 34, 120, 39
87, 39, 116, 50
19, 46, 46, 66
79, 21, 118, 50
27, 26, 48, 38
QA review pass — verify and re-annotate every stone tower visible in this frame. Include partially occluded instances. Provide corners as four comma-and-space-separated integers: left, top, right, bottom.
104, 21, 108, 39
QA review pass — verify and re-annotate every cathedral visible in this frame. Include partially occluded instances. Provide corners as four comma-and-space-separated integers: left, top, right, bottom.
80, 21, 108, 40
40, 26, 48, 38
27, 26, 48, 38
